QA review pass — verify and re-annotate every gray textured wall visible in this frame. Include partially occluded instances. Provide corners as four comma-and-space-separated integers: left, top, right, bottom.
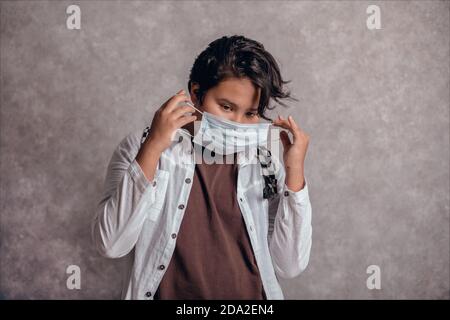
0, 0, 448, 299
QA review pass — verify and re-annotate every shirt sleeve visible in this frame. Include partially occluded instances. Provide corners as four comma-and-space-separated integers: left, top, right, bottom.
91, 131, 168, 258
268, 157, 313, 279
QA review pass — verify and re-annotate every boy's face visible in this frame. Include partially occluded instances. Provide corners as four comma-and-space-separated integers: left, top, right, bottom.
190, 77, 261, 124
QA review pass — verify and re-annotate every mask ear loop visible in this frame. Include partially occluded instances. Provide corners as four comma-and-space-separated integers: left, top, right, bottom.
181, 101, 204, 139
185, 101, 204, 115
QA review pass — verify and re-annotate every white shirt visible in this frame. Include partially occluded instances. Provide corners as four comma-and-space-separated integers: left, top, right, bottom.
91, 127, 312, 300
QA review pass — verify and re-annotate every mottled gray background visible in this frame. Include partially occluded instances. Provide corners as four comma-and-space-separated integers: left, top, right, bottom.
0, 0, 448, 299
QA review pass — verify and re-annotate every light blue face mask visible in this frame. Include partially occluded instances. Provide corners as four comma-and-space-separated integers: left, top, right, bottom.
185, 102, 272, 155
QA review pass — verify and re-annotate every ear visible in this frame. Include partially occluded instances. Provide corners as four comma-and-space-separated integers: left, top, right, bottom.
189, 83, 200, 106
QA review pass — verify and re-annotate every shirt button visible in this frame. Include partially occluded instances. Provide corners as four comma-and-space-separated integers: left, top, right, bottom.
249, 226, 253, 231
239, 198, 243, 202
178, 204, 185, 210
284, 191, 289, 197
145, 291, 152, 297
152, 181, 157, 187
171, 233, 177, 239
185, 178, 191, 184
158, 265, 165, 270
178, 136, 184, 143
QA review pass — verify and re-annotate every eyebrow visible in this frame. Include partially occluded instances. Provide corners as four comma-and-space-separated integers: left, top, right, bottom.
218, 98, 258, 111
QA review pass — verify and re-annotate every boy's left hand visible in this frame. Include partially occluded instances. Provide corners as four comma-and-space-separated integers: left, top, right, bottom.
272, 115, 310, 192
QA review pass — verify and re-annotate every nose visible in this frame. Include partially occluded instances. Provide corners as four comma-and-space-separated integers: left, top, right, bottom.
228, 114, 244, 123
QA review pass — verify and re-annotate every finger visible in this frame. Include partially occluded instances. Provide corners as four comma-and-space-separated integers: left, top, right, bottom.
272, 115, 285, 124
165, 92, 192, 113
287, 115, 301, 131
175, 114, 197, 128
287, 115, 302, 140
273, 116, 300, 140
279, 130, 291, 149
160, 89, 185, 110
272, 118, 292, 130
172, 105, 198, 118
273, 115, 290, 125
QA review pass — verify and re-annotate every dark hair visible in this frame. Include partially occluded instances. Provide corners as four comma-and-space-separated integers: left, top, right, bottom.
188, 35, 298, 121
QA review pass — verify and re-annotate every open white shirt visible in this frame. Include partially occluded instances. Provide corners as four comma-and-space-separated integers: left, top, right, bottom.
91, 127, 312, 299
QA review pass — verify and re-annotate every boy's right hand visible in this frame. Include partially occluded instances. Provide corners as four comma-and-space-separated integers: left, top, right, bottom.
144, 89, 197, 153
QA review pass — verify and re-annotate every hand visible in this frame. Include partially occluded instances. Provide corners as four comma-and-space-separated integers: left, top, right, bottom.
272, 115, 310, 192
145, 89, 197, 153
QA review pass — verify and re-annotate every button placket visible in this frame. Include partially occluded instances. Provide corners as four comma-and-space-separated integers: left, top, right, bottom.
146, 156, 194, 298
238, 192, 259, 250
171, 169, 194, 248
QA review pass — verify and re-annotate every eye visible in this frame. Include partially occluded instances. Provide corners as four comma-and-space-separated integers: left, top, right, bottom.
221, 104, 232, 111
246, 112, 258, 118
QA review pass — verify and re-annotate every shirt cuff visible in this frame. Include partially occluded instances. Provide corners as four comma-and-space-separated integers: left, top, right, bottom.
128, 158, 157, 194
281, 177, 310, 205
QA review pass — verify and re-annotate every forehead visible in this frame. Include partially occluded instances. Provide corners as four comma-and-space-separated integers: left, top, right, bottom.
209, 77, 260, 109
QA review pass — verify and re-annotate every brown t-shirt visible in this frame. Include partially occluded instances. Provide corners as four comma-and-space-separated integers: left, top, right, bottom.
153, 147, 266, 300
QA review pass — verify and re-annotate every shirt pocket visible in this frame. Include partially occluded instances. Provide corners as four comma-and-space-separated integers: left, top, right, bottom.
147, 169, 169, 222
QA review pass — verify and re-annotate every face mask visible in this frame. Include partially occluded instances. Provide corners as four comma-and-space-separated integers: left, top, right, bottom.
185, 102, 271, 155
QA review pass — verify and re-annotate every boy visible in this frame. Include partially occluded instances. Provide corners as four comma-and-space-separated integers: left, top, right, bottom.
92, 35, 311, 299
